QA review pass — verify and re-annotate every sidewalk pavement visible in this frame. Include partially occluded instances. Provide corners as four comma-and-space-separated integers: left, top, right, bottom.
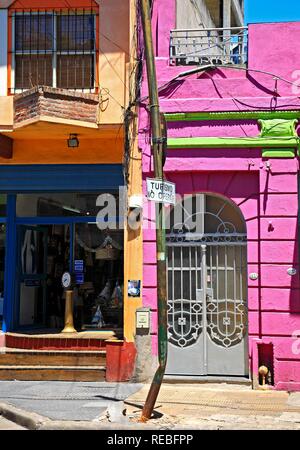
125, 383, 300, 430
0, 380, 300, 429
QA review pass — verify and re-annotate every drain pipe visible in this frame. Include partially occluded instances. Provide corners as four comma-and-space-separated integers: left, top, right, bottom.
139, 0, 168, 422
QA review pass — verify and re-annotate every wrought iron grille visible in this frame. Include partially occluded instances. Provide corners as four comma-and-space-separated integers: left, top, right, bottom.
10, 9, 98, 93
170, 27, 248, 66
167, 244, 247, 349
166, 194, 247, 350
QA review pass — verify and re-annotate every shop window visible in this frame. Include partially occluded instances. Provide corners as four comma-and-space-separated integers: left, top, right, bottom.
17, 222, 123, 331
16, 193, 120, 221
74, 223, 123, 330
12, 10, 97, 93
15, 192, 123, 331
0, 195, 7, 217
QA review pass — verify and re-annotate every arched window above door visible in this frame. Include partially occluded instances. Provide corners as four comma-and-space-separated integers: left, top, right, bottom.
166, 193, 246, 244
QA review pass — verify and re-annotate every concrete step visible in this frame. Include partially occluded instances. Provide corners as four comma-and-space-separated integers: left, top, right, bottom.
164, 375, 252, 386
0, 365, 106, 382
0, 348, 106, 367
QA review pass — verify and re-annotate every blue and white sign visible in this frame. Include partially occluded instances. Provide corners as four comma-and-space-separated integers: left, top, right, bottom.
75, 273, 84, 284
74, 260, 84, 273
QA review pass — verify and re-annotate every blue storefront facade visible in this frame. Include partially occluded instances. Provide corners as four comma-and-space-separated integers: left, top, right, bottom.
0, 164, 124, 333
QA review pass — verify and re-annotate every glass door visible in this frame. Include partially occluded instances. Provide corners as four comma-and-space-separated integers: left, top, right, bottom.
17, 225, 48, 327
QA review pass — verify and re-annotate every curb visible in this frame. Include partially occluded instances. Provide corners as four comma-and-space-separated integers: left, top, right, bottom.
0, 402, 46, 430
0, 402, 155, 430
38, 421, 155, 430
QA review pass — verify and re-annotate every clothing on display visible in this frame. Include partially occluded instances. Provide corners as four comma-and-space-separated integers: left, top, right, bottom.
91, 305, 106, 328
21, 229, 37, 274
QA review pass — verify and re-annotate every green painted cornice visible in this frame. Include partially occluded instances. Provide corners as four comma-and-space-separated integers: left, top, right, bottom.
164, 111, 300, 122
166, 118, 299, 158
167, 136, 298, 148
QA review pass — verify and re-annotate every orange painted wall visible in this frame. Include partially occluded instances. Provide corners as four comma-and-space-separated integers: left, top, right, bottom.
0, 137, 123, 164
98, 0, 129, 124
122, 0, 143, 343
0, 97, 13, 129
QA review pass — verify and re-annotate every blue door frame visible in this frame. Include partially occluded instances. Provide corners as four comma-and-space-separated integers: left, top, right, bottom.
0, 163, 124, 332
3, 195, 16, 332
16, 225, 48, 329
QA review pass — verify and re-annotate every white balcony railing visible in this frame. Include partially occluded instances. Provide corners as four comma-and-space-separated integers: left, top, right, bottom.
170, 27, 248, 66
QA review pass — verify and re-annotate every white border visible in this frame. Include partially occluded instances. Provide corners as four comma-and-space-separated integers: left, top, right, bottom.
0, 9, 8, 95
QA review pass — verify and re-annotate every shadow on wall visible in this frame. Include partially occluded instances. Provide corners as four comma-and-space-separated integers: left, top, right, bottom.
262, 164, 300, 314
289, 218, 300, 313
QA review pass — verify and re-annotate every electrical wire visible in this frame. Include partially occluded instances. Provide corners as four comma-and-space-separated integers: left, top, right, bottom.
100, 32, 139, 61
98, 49, 130, 92
231, 98, 300, 110
96, 1, 143, 108
138, 63, 300, 105
122, 0, 144, 185
96, 84, 124, 109
221, 64, 300, 89
203, 70, 250, 137
68, 0, 134, 67
189, 0, 206, 27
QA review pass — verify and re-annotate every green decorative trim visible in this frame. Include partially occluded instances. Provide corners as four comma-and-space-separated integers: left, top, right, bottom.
262, 149, 295, 158
258, 118, 298, 138
164, 111, 300, 122
167, 119, 299, 158
259, 119, 298, 157
167, 136, 299, 149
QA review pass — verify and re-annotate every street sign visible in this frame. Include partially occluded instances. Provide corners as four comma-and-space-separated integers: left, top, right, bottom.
146, 178, 176, 205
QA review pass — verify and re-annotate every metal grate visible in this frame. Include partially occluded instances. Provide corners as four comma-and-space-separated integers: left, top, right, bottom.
10, 9, 98, 93
166, 194, 247, 351
170, 27, 248, 66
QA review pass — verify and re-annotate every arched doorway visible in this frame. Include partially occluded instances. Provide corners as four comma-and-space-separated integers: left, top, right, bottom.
165, 193, 248, 377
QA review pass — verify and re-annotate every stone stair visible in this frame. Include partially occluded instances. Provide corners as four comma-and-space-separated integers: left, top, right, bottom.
0, 347, 107, 381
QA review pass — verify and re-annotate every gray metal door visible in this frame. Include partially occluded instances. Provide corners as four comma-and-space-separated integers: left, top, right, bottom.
165, 194, 248, 377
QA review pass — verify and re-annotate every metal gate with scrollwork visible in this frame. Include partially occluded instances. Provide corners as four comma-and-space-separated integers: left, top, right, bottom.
165, 194, 248, 377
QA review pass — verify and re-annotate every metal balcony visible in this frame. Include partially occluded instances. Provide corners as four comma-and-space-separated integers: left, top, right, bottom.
170, 27, 248, 66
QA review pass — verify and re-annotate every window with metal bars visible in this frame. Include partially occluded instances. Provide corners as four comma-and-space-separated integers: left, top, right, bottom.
11, 10, 97, 93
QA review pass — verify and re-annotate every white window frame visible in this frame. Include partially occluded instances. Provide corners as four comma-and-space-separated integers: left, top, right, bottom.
11, 11, 97, 94
0, 10, 8, 96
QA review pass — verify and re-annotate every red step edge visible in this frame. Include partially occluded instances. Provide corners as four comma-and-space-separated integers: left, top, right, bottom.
5, 334, 108, 351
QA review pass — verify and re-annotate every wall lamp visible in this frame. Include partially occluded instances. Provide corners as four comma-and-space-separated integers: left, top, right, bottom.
67, 133, 79, 148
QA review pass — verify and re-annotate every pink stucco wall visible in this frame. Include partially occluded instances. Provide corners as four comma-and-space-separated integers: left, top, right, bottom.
139, 2, 300, 391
